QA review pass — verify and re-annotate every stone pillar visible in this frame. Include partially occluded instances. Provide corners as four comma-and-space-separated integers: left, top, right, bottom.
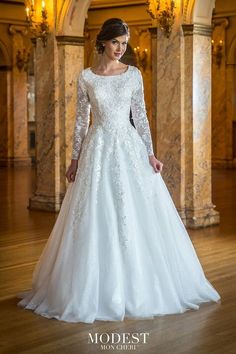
182, 24, 219, 228
148, 26, 157, 157
155, 19, 219, 228
8, 25, 31, 166
156, 20, 183, 212
56, 36, 85, 196
29, 34, 61, 211
29, 34, 85, 211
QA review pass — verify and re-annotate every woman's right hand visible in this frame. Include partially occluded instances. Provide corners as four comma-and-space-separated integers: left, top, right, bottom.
66, 159, 78, 183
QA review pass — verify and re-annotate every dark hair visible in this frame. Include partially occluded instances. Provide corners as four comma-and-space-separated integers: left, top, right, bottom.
95, 18, 130, 54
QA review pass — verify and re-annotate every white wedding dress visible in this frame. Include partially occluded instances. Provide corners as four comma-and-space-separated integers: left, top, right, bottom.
17, 65, 221, 323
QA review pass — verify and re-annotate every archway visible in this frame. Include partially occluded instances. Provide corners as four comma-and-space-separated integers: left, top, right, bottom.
57, 0, 91, 36
184, 0, 215, 25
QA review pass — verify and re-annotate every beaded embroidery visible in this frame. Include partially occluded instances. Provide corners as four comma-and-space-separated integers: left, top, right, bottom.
70, 65, 155, 249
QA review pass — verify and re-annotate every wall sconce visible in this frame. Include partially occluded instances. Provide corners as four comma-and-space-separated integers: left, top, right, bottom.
25, 0, 49, 47
211, 39, 223, 66
146, 0, 175, 38
134, 46, 148, 71
16, 49, 30, 71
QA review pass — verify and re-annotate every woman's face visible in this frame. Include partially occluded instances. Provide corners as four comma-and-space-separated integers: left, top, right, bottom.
102, 35, 128, 60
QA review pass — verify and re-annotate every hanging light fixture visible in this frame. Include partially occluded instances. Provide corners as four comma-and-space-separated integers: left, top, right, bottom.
25, 0, 49, 47
146, 0, 176, 38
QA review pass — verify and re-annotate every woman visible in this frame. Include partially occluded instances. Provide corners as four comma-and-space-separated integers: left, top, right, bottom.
17, 18, 221, 323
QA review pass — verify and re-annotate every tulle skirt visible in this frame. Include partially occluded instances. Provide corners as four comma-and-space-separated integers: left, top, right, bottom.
17, 123, 221, 323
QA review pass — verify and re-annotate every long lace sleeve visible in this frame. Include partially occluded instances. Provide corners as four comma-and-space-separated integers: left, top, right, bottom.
131, 68, 154, 156
71, 72, 91, 160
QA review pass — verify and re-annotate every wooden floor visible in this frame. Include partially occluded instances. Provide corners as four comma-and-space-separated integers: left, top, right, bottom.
0, 166, 236, 354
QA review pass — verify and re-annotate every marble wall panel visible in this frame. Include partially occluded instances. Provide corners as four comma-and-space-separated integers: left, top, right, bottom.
58, 42, 84, 195
156, 20, 183, 209
11, 30, 30, 165
29, 35, 61, 210
29, 35, 85, 210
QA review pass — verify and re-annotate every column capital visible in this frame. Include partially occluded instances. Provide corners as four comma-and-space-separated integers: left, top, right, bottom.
9, 25, 28, 36
212, 18, 229, 29
56, 35, 85, 46
182, 23, 213, 37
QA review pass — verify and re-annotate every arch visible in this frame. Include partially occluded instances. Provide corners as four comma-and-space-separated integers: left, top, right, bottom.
58, 0, 216, 35
183, 0, 194, 23
184, 0, 215, 25
56, 0, 92, 36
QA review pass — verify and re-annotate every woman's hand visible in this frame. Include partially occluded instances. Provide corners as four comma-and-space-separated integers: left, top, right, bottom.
149, 155, 163, 173
66, 159, 78, 183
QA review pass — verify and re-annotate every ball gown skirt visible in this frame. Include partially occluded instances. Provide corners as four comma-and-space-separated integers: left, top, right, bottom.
17, 65, 221, 323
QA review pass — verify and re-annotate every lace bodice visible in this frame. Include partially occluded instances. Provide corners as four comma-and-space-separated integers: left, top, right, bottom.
71, 65, 154, 160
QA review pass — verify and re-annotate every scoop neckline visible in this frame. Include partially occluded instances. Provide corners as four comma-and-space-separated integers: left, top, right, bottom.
89, 65, 130, 77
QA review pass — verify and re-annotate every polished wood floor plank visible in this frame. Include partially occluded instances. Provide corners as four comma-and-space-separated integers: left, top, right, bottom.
0, 166, 236, 353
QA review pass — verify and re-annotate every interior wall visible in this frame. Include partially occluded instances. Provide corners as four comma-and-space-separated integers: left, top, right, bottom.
0, 59, 8, 160
0, 34, 12, 165
0, 1, 32, 165
212, 0, 236, 167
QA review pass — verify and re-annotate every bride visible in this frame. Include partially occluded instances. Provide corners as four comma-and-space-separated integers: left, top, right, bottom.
17, 18, 221, 323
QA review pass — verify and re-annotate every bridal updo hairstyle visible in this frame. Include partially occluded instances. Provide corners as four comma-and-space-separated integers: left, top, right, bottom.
95, 18, 130, 54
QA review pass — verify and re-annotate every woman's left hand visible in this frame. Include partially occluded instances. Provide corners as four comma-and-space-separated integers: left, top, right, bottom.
149, 155, 163, 173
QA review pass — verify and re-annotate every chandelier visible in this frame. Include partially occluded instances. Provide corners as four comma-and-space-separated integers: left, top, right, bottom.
146, 0, 176, 38
25, 0, 49, 47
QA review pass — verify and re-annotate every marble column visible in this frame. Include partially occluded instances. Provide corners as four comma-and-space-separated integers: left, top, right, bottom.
29, 34, 60, 211
29, 35, 85, 211
156, 20, 183, 213
182, 24, 219, 227
56, 35, 85, 195
148, 26, 157, 157
155, 20, 219, 228
8, 25, 31, 166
